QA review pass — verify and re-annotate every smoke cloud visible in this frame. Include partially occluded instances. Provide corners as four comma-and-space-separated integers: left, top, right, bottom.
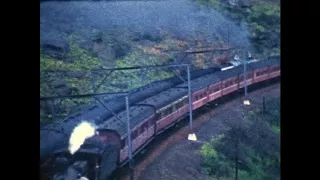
40, 0, 250, 49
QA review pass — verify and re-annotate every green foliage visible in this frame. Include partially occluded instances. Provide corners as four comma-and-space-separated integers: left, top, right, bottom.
194, 0, 280, 56
251, 2, 280, 18
271, 125, 280, 135
201, 142, 232, 177
238, 169, 262, 180
201, 97, 280, 180
273, 48, 280, 56
251, 23, 265, 33
201, 136, 234, 178
40, 34, 104, 123
40, 31, 183, 124
40, 35, 102, 71
201, 143, 218, 159
247, 2, 280, 53
111, 51, 174, 91
238, 147, 279, 179
195, 0, 221, 8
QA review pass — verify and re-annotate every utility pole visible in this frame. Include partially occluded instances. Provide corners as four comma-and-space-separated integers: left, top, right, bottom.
187, 65, 193, 132
243, 50, 250, 105
244, 55, 247, 97
125, 96, 134, 180
227, 28, 230, 45
187, 65, 197, 141
263, 96, 266, 113
235, 137, 238, 180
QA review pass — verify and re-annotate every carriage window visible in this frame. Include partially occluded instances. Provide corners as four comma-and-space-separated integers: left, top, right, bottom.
176, 101, 184, 109
274, 66, 280, 71
180, 101, 184, 107
175, 102, 180, 109
172, 103, 176, 111
162, 107, 173, 117
157, 112, 162, 120
167, 107, 173, 115
183, 98, 188, 105
148, 118, 154, 127
163, 109, 168, 117
225, 80, 230, 87
162, 110, 167, 117
121, 138, 127, 149
132, 129, 138, 139
212, 85, 220, 92
166, 108, 170, 115
160, 111, 164, 118
239, 74, 244, 81
211, 88, 214, 93
142, 121, 148, 131
136, 126, 141, 136
257, 71, 262, 76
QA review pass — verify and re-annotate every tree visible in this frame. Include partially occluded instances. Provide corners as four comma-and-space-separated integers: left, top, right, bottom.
201, 98, 280, 180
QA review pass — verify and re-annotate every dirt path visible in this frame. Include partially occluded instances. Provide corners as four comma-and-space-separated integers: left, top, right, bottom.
122, 83, 280, 180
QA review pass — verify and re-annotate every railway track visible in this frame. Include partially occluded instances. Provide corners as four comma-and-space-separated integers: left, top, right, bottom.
117, 79, 280, 180
40, 57, 280, 180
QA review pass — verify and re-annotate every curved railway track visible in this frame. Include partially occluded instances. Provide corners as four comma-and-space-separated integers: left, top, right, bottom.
117, 80, 280, 180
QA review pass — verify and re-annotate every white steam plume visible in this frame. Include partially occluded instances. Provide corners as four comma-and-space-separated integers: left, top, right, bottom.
68, 121, 96, 155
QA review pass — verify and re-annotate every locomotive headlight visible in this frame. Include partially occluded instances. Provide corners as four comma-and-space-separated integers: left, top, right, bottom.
69, 121, 96, 155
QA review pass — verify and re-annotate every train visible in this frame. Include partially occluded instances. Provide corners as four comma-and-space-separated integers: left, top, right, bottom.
40, 56, 280, 180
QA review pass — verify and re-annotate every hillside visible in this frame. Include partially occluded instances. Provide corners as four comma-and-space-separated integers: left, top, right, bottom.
40, 0, 280, 124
